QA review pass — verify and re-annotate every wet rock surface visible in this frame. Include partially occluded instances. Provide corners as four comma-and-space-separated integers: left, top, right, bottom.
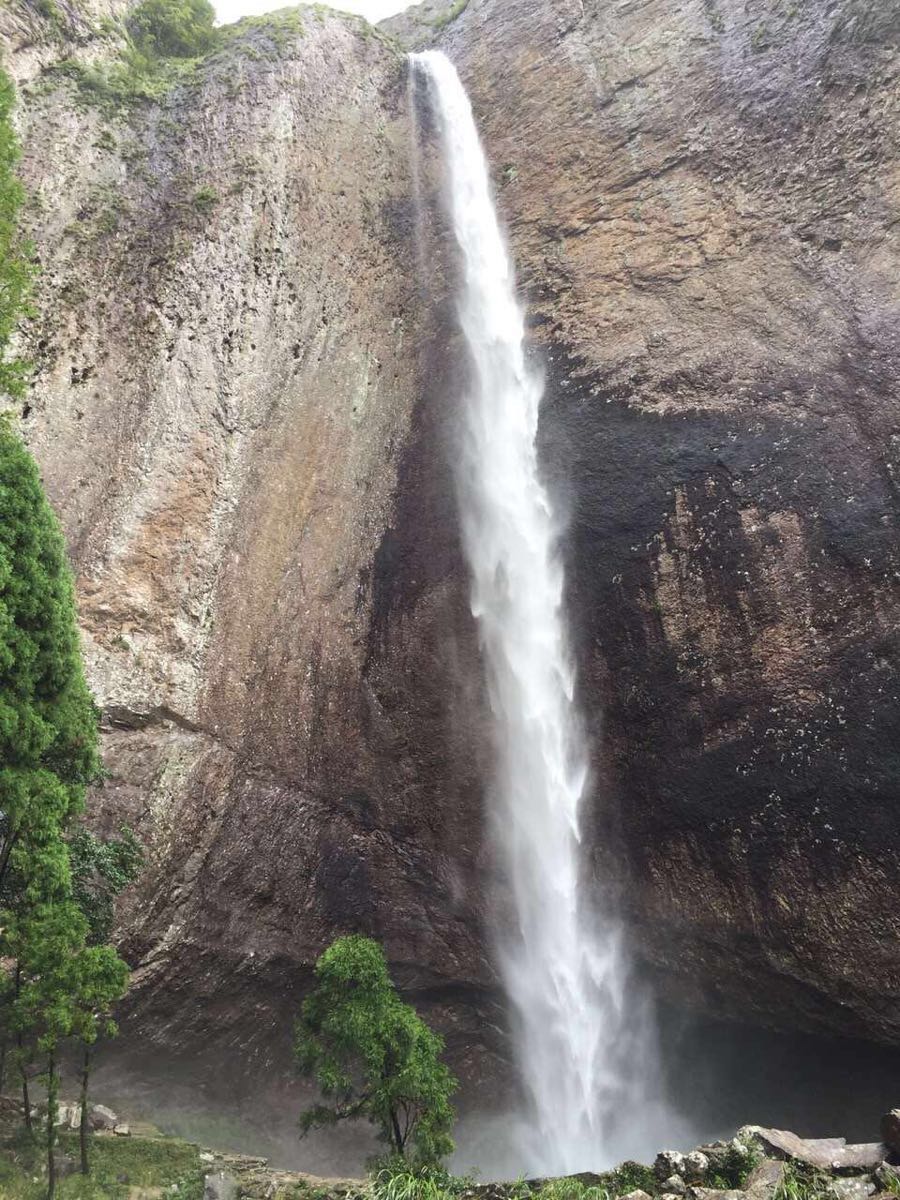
433, 0, 900, 1045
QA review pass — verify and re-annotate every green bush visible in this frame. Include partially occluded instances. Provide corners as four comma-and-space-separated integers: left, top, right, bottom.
126, 0, 217, 59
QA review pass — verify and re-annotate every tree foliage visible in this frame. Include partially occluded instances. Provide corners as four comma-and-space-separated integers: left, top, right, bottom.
69, 824, 143, 945
126, 0, 217, 59
0, 69, 33, 400
295, 936, 457, 1166
0, 418, 100, 907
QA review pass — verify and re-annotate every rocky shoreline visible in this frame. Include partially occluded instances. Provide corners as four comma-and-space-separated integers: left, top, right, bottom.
6, 1093, 900, 1200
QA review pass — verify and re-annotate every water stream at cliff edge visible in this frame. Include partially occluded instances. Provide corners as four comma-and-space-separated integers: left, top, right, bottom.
411, 50, 685, 1175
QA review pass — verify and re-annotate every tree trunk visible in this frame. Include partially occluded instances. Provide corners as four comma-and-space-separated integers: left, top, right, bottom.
79, 1042, 90, 1175
46, 1046, 57, 1200
390, 1107, 405, 1158
14, 964, 31, 1135
20, 1047, 31, 1134
0, 1036, 7, 1093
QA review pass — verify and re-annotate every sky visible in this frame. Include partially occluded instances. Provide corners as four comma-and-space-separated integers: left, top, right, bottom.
213, 0, 413, 25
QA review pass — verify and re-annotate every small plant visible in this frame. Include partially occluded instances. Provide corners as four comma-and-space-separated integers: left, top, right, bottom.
192, 184, 219, 213
750, 22, 770, 51
538, 1180, 611, 1200
707, 1140, 760, 1190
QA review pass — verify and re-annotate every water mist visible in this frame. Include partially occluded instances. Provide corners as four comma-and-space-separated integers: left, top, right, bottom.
411, 51, 685, 1175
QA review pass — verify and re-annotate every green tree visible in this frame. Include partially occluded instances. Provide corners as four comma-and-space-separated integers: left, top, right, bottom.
126, 0, 217, 59
295, 936, 457, 1165
0, 68, 33, 398
0, 416, 100, 903
68, 825, 139, 1174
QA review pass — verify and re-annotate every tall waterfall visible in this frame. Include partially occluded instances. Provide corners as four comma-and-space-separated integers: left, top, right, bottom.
412, 51, 679, 1175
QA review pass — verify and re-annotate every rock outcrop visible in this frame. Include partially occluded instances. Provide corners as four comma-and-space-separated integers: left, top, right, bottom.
4, 0, 900, 1079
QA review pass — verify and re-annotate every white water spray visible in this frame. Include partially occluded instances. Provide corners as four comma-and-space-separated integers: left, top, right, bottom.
412, 51, 682, 1175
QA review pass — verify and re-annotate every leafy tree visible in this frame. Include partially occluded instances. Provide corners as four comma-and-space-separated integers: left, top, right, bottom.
0, 68, 33, 399
295, 936, 457, 1166
68, 825, 140, 1174
70, 941, 130, 1176
126, 0, 217, 59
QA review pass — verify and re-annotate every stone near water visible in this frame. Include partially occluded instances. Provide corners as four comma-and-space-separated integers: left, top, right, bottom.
743, 1127, 848, 1170
656, 1152, 687, 1181
683, 1152, 710, 1182
203, 1172, 239, 1200
663, 1174, 687, 1195
744, 1158, 785, 1196
881, 1112, 900, 1157
830, 1145, 886, 1174
89, 1103, 119, 1131
619, 1191, 652, 1200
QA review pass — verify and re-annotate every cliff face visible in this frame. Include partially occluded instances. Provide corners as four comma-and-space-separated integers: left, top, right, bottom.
4, 0, 900, 1078
7, 3, 493, 1077
430, 0, 900, 1042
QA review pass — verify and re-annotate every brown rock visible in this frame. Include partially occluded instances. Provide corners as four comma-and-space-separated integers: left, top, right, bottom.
881, 1111, 900, 1156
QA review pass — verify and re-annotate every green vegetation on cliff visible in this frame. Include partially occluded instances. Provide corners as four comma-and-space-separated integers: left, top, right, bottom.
296, 936, 457, 1166
0, 70, 33, 399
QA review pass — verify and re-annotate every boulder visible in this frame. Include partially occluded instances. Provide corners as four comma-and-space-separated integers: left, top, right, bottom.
656, 1152, 687, 1181
745, 1159, 785, 1197
88, 1104, 119, 1131
54, 1103, 79, 1129
742, 1128, 848, 1171
203, 1172, 239, 1200
832, 1146, 888, 1174
881, 1113, 900, 1158
619, 1192, 652, 1200
684, 1152, 711, 1183
663, 1175, 687, 1195
114, 1123, 131, 1137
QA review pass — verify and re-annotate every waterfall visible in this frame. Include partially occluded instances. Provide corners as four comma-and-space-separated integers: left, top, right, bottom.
411, 51, 682, 1175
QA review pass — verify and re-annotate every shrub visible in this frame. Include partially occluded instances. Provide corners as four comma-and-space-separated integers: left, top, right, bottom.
126, 0, 217, 59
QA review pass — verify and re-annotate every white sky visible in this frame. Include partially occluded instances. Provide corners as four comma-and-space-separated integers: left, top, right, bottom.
213, 0, 414, 25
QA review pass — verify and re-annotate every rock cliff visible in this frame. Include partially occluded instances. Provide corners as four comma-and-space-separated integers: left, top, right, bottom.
4, 0, 900, 1084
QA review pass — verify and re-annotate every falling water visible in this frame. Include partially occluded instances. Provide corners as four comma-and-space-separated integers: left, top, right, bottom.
412, 51, 682, 1175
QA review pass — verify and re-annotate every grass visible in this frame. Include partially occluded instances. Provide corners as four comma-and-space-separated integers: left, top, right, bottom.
773, 1162, 832, 1200
0, 1128, 205, 1199
369, 1162, 475, 1200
